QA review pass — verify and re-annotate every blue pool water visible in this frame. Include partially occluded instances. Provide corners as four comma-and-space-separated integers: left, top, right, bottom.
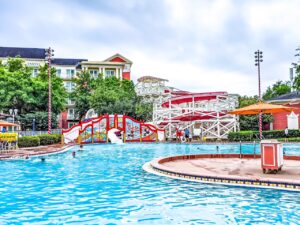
0, 143, 300, 224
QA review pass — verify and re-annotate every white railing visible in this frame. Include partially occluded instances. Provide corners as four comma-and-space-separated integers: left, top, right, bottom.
16, 129, 62, 136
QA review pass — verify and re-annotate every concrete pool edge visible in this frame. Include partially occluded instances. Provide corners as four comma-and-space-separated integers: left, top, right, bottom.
143, 154, 300, 192
0, 144, 75, 160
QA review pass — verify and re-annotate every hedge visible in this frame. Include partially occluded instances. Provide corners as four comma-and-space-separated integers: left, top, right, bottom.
228, 129, 300, 141
18, 136, 40, 148
38, 134, 61, 146
278, 137, 300, 142
18, 134, 62, 148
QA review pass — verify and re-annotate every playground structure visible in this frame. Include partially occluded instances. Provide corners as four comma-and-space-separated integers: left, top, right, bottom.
62, 114, 165, 144
135, 76, 238, 140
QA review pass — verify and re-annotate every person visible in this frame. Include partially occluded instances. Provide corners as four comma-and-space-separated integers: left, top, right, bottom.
176, 127, 180, 142
284, 127, 289, 142
184, 128, 190, 143
1, 127, 7, 133
199, 127, 203, 142
79, 144, 84, 151
72, 151, 76, 158
41, 157, 46, 162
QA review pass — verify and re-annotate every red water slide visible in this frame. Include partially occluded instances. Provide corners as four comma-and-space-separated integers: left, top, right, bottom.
161, 91, 228, 122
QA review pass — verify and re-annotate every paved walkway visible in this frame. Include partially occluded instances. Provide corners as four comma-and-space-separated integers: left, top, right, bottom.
0, 144, 70, 160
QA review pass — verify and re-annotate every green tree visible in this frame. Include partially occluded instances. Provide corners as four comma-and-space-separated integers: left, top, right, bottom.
238, 95, 272, 131
17, 111, 58, 131
0, 57, 66, 118
135, 100, 153, 122
292, 47, 300, 90
32, 64, 67, 114
90, 76, 138, 117
293, 65, 300, 90
263, 80, 291, 100
71, 70, 102, 120
0, 57, 35, 113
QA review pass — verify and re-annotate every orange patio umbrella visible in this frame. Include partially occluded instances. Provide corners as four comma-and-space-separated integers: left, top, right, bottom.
228, 102, 296, 115
228, 102, 296, 140
0, 120, 19, 127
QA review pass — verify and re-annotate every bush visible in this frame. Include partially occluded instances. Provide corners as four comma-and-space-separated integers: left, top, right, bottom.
38, 134, 62, 146
228, 129, 300, 142
228, 131, 257, 142
278, 137, 300, 142
18, 136, 40, 148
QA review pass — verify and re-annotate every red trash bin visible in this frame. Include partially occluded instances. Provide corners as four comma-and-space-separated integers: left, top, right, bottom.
260, 140, 283, 174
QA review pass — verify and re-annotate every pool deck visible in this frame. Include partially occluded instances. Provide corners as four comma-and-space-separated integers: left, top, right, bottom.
0, 144, 71, 160
162, 158, 300, 183
145, 154, 300, 191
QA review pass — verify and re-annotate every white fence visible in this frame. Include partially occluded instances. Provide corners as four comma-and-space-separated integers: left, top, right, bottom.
16, 129, 62, 136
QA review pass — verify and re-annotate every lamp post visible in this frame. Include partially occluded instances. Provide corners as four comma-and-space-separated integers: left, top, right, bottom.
255, 50, 263, 140
9, 108, 18, 132
32, 118, 36, 132
45, 47, 54, 134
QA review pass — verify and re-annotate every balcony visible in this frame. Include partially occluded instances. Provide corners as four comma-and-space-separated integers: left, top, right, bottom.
67, 114, 78, 120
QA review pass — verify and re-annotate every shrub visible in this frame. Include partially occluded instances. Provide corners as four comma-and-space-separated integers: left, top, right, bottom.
38, 134, 62, 146
278, 137, 300, 142
228, 129, 300, 142
18, 136, 40, 148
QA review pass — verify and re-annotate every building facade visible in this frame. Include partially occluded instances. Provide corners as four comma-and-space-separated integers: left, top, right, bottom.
0, 46, 132, 129
267, 92, 300, 130
81, 54, 132, 80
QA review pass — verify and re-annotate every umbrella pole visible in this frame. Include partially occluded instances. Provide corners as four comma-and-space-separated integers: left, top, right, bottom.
259, 113, 263, 140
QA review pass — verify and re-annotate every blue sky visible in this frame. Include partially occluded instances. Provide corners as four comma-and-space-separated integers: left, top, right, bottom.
0, 0, 299, 95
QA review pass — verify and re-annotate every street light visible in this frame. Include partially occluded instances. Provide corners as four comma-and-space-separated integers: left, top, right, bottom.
45, 47, 54, 134
255, 50, 263, 139
9, 108, 18, 132
32, 118, 36, 132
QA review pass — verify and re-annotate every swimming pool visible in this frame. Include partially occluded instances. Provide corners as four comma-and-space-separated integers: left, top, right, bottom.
0, 143, 299, 224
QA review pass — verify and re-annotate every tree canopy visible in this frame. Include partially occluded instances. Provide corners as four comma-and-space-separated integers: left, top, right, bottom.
70, 70, 101, 120
0, 57, 66, 116
90, 76, 138, 117
238, 95, 272, 131
71, 73, 153, 121
263, 80, 291, 100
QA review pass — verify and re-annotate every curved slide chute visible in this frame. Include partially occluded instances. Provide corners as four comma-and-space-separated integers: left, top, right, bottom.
107, 128, 123, 144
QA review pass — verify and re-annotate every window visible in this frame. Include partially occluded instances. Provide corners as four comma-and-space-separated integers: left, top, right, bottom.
66, 69, 75, 79
67, 98, 75, 105
68, 108, 75, 119
105, 70, 115, 78
56, 69, 61, 78
64, 82, 76, 92
32, 68, 38, 77
89, 70, 98, 79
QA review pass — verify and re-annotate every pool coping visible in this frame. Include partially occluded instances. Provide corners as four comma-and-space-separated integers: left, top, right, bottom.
0, 144, 75, 160
144, 154, 300, 192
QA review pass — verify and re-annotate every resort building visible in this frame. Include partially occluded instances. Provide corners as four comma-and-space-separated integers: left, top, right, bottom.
267, 91, 300, 130
0, 46, 133, 129
51, 58, 86, 129
0, 47, 46, 77
81, 54, 132, 80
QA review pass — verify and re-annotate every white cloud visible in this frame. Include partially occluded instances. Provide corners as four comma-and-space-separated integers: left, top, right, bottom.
0, 0, 298, 97
165, 0, 234, 36
244, 0, 300, 42
130, 51, 257, 95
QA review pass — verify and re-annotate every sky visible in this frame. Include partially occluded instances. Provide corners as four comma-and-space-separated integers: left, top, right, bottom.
0, 0, 299, 96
